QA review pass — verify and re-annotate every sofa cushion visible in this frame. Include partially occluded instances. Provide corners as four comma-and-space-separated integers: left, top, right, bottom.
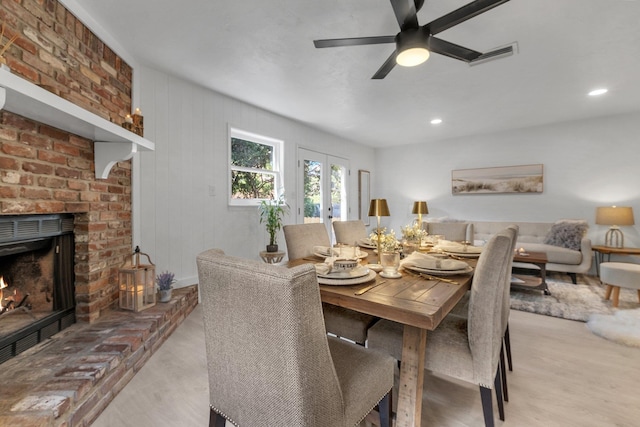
518, 242, 583, 265
543, 220, 588, 251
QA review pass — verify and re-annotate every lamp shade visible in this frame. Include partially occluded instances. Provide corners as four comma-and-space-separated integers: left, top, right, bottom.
412, 201, 429, 215
368, 199, 390, 217
595, 206, 635, 226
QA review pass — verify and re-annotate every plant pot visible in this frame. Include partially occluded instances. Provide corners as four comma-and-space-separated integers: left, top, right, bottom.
266, 244, 279, 253
158, 289, 172, 303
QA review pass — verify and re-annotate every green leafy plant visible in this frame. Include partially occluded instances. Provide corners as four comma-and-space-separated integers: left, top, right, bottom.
156, 271, 175, 291
258, 195, 289, 246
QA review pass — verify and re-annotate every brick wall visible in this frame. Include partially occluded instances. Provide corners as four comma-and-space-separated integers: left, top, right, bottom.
0, 1, 135, 322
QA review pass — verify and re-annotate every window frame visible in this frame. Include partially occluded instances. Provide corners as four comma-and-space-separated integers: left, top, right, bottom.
228, 126, 284, 206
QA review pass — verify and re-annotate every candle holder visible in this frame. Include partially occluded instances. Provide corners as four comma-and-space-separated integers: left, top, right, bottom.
119, 246, 156, 311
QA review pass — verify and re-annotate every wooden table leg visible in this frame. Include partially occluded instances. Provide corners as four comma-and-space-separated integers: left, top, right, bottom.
395, 325, 427, 427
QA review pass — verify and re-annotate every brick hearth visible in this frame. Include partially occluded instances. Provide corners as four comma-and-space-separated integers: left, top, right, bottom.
0, 286, 198, 427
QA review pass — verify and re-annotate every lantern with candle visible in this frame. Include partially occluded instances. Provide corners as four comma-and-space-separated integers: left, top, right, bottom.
119, 246, 156, 311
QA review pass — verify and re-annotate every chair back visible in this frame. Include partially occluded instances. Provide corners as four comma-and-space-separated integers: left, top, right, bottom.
196, 249, 345, 426
284, 223, 330, 259
423, 221, 474, 242
502, 225, 519, 332
466, 229, 514, 387
333, 220, 368, 245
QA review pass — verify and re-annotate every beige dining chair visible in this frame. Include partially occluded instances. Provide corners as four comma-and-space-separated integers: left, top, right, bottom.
283, 223, 378, 345
333, 220, 368, 245
367, 228, 515, 427
196, 249, 394, 427
448, 225, 519, 402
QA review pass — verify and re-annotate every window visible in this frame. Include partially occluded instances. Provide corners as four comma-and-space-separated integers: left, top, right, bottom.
229, 127, 283, 205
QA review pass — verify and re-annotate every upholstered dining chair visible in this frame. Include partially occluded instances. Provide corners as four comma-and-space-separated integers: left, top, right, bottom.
367, 228, 515, 427
441, 225, 519, 402
283, 223, 379, 345
333, 220, 368, 245
196, 249, 394, 427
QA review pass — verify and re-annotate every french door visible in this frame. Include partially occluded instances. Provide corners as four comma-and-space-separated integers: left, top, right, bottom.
297, 148, 349, 243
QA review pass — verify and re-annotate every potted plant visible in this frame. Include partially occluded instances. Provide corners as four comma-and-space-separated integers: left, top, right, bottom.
156, 271, 175, 303
259, 195, 289, 252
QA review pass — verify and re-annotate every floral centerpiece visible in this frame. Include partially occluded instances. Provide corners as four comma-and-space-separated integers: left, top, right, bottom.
369, 228, 399, 252
369, 228, 401, 278
401, 223, 427, 243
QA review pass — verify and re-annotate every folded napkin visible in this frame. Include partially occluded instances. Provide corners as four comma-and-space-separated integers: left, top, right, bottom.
314, 256, 337, 275
313, 246, 338, 257
436, 240, 483, 254
400, 252, 467, 271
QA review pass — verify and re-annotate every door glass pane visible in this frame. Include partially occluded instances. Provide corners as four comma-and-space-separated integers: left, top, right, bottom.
303, 160, 322, 224
330, 163, 347, 223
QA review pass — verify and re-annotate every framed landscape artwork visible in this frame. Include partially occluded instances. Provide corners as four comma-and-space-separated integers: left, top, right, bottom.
452, 164, 543, 195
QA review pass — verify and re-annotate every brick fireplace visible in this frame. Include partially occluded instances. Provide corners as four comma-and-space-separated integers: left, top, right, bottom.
0, 0, 135, 324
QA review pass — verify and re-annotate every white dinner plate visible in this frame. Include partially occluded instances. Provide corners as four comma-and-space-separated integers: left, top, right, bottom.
317, 265, 370, 280
358, 239, 377, 249
405, 265, 474, 276
317, 270, 377, 286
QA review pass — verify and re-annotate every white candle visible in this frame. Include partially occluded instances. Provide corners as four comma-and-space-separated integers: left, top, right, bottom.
134, 108, 142, 115
125, 114, 133, 124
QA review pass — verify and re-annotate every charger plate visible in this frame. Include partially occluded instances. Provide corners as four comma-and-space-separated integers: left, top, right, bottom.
358, 238, 377, 249
405, 265, 474, 276
317, 270, 376, 286
443, 250, 481, 258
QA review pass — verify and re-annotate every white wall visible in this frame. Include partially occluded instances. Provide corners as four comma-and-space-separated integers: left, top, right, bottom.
136, 66, 376, 287
374, 112, 640, 250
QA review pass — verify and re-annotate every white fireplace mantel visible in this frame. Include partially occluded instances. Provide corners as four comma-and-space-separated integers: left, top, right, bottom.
0, 67, 154, 179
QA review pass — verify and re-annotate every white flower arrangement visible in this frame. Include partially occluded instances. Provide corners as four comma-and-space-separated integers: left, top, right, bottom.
369, 228, 400, 253
401, 223, 427, 242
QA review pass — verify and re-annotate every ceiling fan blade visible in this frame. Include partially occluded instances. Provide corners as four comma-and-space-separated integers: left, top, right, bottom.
469, 44, 514, 65
429, 37, 482, 62
390, 0, 419, 30
428, 0, 510, 35
372, 51, 398, 79
314, 35, 395, 48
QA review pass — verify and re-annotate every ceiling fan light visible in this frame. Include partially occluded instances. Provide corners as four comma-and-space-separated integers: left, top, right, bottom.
395, 28, 430, 67
397, 48, 430, 67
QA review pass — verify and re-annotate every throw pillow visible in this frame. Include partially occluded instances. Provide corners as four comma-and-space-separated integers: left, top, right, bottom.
543, 220, 588, 251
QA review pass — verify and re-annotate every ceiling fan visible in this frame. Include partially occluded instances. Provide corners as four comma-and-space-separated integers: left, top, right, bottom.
313, 0, 513, 79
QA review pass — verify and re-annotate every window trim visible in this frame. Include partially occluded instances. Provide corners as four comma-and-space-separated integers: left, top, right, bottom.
228, 126, 284, 206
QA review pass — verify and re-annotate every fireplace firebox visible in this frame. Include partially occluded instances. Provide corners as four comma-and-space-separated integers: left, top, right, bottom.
0, 214, 76, 364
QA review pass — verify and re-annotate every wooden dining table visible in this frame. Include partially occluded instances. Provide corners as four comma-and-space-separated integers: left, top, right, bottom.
290, 248, 477, 427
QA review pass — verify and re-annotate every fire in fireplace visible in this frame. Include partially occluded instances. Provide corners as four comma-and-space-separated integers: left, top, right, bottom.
0, 214, 76, 364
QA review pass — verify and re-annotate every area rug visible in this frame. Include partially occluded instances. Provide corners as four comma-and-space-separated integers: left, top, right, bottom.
509, 274, 639, 322
586, 309, 640, 348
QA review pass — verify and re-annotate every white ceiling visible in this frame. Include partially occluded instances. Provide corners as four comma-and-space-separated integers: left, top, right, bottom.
73, 0, 640, 148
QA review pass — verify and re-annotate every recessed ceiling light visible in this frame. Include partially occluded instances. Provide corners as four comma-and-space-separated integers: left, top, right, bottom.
430, 118, 442, 125
588, 88, 608, 96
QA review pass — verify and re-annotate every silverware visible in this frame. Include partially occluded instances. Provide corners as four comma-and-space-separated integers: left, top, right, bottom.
355, 280, 387, 295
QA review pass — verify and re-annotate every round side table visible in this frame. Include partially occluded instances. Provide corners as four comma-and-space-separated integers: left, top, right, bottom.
260, 250, 285, 264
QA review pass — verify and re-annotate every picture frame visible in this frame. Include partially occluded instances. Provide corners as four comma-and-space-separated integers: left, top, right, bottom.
358, 170, 371, 225
452, 164, 543, 195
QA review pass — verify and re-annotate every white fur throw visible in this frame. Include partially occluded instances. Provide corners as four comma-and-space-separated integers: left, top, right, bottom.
543, 219, 588, 251
587, 309, 640, 347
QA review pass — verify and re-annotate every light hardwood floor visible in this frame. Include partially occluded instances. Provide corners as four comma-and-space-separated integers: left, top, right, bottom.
91, 305, 640, 427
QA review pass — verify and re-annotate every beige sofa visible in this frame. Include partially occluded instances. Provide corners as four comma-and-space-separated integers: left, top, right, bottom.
473, 221, 592, 283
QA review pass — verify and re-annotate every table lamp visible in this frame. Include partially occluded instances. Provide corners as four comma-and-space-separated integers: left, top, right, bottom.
369, 199, 390, 265
412, 201, 428, 227
595, 206, 635, 248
